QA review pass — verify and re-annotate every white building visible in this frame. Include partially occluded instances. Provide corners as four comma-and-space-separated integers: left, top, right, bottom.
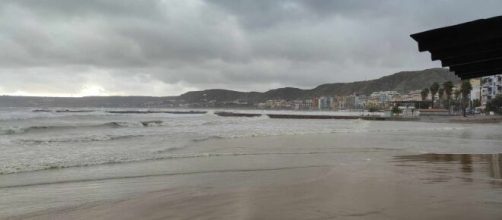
318, 96, 333, 110
481, 74, 502, 106
370, 91, 400, 103
470, 78, 481, 102
401, 90, 422, 101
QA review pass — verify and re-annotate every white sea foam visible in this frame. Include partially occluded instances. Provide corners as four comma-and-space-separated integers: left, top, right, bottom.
0, 108, 500, 175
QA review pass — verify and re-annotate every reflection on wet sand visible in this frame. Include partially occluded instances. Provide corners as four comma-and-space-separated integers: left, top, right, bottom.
393, 153, 502, 186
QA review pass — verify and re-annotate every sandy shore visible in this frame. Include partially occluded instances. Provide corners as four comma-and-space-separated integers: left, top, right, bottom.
3, 121, 502, 220
12, 134, 502, 220
17, 164, 502, 220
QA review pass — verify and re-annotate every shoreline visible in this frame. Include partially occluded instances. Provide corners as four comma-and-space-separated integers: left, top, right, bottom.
5, 131, 502, 220
2, 119, 501, 219
419, 115, 502, 124
15, 156, 502, 220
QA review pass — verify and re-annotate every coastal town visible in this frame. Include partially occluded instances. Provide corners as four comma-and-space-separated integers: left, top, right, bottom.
258, 76, 499, 112
176, 74, 502, 116
3, 73, 500, 119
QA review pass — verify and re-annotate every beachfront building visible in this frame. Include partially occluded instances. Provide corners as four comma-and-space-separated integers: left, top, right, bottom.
370, 91, 400, 103
470, 78, 482, 103
411, 90, 423, 101
481, 74, 502, 106
367, 91, 399, 109
332, 96, 347, 110
318, 96, 333, 110
404, 90, 423, 101
342, 94, 366, 110
333, 96, 353, 110
366, 97, 382, 110
311, 97, 319, 109
305, 99, 314, 110
292, 99, 315, 110
292, 100, 302, 110
345, 95, 356, 109
356, 95, 367, 109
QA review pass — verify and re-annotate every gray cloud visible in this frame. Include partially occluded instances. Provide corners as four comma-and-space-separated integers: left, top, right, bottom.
1, 0, 501, 96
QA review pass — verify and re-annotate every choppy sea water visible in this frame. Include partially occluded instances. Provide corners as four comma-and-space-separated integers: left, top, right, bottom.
0, 108, 383, 175
0, 107, 501, 218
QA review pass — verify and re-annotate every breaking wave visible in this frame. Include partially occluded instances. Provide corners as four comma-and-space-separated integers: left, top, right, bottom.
18, 134, 145, 144
0, 121, 165, 135
191, 135, 224, 142
0, 151, 339, 175
0, 125, 78, 135
0, 165, 330, 189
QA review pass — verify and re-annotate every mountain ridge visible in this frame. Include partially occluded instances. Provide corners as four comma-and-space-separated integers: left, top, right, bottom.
178, 68, 460, 103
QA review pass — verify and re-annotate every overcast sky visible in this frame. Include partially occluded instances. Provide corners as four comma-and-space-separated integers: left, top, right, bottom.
1, 0, 501, 96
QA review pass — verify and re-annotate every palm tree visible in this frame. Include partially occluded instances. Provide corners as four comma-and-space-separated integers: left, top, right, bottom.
454, 89, 461, 100
486, 95, 502, 114
453, 89, 461, 113
460, 80, 473, 117
430, 82, 440, 108
438, 88, 444, 108
443, 81, 454, 114
421, 88, 429, 109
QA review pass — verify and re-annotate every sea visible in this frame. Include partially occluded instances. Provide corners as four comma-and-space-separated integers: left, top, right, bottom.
1, 107, 501, 218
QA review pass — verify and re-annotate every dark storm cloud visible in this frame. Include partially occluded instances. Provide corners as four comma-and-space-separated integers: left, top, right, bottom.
206, 0, 385, 28
1, 0, 502, 96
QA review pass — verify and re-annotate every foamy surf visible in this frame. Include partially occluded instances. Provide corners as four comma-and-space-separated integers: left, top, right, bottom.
1, 107, 500, 177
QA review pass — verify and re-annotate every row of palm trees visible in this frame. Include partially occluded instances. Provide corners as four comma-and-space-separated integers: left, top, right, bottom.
420, 80, 473, 116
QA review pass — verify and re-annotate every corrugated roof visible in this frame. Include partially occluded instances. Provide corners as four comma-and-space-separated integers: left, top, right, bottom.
411, 16, 502, 79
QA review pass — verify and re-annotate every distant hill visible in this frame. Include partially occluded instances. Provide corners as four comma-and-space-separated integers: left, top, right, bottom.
0, 96, 176, 108
0, 68, 460, 107
179, 68, 460, 103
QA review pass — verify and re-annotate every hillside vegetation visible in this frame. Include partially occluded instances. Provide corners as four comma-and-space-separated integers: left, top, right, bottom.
179, 68, 460, 103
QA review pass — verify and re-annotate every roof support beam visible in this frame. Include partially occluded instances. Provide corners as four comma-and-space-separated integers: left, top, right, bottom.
450, 58, 502, 73
412, 16, 502, 52
454, 68, 502, 79
440, 49, 502, 67
430, 37, 502, 60
411, 16, 502, 79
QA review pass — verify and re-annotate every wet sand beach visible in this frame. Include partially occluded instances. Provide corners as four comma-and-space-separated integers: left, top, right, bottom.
8, 131, 502, 220
20, 162, 502, 220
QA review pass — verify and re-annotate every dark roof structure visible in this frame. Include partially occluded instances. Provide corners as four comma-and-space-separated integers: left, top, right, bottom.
411, 16, 502, 79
